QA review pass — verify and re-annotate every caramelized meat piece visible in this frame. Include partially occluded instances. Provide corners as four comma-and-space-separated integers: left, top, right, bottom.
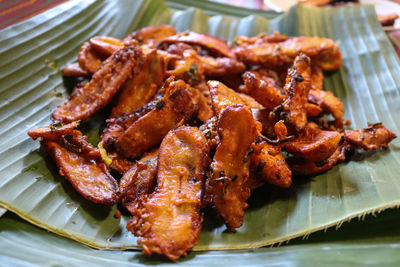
234, 35, 342, 71
120, 150, 158, 214
344, 123, 397, 150
53, 46, 139, 123
284, 126, 341, 162
281, 54, 311, 131
111, 47, 164, 117
78, 42, 104, 74
243, 71, 284, 110
63, 63, 90, 77
307, 103, 323, 117
210, 105, 258, 230
40, 130, 120, 205
208, 80, 247, 115
127, 126, 209, 261
28, 121, 78, 141
89, 36, 124, 56
311, 65, 324, 91
200, 56, 246, 77
128, 25, 177, 46
250, 142, 292, 188
308, 89, 344, 119
288, 144, 349, 176
115, 80, 198, 159
161, 31, 235, 58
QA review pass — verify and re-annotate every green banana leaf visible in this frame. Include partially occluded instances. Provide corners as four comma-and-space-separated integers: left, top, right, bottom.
1, 209, 400, 265
0, 0, 400, 253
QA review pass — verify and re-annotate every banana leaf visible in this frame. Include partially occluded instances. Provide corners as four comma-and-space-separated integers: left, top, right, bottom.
1, 209, 400, 265
0, 0, 400, 252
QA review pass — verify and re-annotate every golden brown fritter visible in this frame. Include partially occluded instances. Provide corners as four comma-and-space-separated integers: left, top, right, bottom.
115, 79, 198, 159
344, 123, 397, 150
28, 121, 79, 141
311, 65, 324, 91
250, 141, 292, 188
53, 46, 139, 123
128, 25, 177, 46
161, 31, 235, 58
308, 89, 344, 119
63, 63, 90, 77
284, 126, 342, 162
242, 71, 284, 110
127, 126, 209, 261
78, 42, 104, 74
40, 130, 120, 205
288, 144, 349, 176
208, 80, 248, 115
234, 35, 342, 71
200, 56, 246, 77
210, 105, 258, 230
89, 36, 124, 56
281, 54, 312, 131
110, 47, 164, 117
120, 149, 159, 215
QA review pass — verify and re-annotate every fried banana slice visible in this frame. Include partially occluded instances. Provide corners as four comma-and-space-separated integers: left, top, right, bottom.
284, 126, 341, 162
128, 25, 177, 46
200, 56, 246, 77
111, 47, 164, 117
243, 71, 284, 110
116, 80, 198, 159
89, 36, 124, 56
120, 149, 158, 215
344, 123, 397, 150
308, 89, 344, 119
250, 141, 292, 188
63, 62, 90, 77
234, 35, 342, 71
78, 42, 105, 74
288, 144, 349, 176
28, 121, 79, 141
127, 126, 209, 261
311, 65, 324, 91
53, 46, 139, 123
210, 105, 258, 230
207, 80, 248, 115
40, 130, 120, 205
281, 54, 311, 131
161, 31, 235, 58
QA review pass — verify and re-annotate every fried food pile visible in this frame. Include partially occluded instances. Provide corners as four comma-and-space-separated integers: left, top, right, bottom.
28, 25, 397, 260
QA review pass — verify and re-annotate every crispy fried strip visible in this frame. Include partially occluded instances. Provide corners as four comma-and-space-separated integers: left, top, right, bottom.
308, 89, 344, 119
128, 25, 177, 46
210, 105, 258, 230
281, 54, 311, 131
208, 80, 248, 115
344, 123, 397, 150
115, 80, 198, 159
243, 71, 284, 110
284, 126, 341, 162
127, 126, 209, 261
288, 144, 349, 176
161, 31, 235, 58
89, 36, 124, 56
78, 42, 104, 74
200, 56, 246, 77
120, 149, 159, 214
41, 131, 120, 205
111, 47, 164, 117
63, 63, 91, 77
307, 103, 323, 117
28, 121, 78, 141
311, 65, 324, 91
234, 35, 342, 71
250, 142, 292, 188
53, 46, 138, 123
